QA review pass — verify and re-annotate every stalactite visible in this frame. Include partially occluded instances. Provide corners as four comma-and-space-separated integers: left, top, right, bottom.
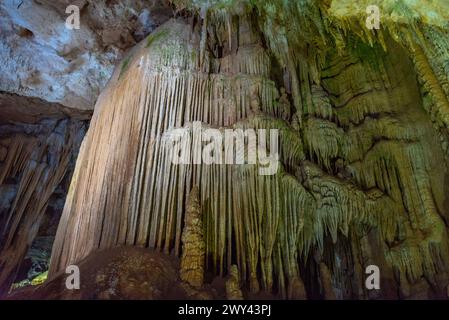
0, 120, 85, 294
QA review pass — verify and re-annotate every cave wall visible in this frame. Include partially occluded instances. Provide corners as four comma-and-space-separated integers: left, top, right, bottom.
0, 0, 174, 296
0, 0, 172, 110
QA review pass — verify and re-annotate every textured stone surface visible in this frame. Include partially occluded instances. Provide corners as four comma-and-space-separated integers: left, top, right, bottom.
0, 0, 172, 111
8, 247, 190, 299
2, 0, 449, 300
0, 114, 87, 295
0, 0, 172, 294
47, 2, 449, 298
226, 265, 244, 300
180, 186, 205, 288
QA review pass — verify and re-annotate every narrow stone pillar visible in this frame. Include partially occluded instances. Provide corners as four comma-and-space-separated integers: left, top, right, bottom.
180, 186, 205, 288
320, 262, 336, 300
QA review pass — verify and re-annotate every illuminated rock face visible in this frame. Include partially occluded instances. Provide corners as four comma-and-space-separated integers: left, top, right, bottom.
49, 1, 449, 299
226, 265, 244, 300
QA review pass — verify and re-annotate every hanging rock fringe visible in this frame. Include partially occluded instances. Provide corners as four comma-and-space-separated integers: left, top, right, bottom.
49, 1, 449, 298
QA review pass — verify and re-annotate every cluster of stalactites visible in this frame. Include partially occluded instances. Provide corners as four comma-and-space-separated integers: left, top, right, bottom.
49, 2, 449, 298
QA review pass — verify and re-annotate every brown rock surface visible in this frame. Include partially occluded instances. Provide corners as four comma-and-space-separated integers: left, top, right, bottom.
3, 0, 449, 300
180, 186, 205, 289
0, 0, 172, 111
8, 247, 189, 300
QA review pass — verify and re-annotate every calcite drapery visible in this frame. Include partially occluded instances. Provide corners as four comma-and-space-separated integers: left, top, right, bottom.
49, 17, 307, 296
48, 0, 449, 299
0, 115, 86, 294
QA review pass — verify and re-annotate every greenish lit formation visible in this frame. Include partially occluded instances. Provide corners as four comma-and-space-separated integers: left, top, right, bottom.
47, 0, 449, 299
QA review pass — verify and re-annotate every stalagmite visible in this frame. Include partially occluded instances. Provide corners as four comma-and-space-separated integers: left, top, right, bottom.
180, 186, 205, 288
226, 265, 244, 300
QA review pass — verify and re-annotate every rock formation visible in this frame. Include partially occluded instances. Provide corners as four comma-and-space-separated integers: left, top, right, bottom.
0, 0, 173, 296
46, 0, 449, 299
1, 0, 449, 300
180, 186, 205, 288
0, 0, 172, 110
0, 103, 87, 294
226, 265, 244, 300
319, 263, 337, 300
8, 247, 191, 300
